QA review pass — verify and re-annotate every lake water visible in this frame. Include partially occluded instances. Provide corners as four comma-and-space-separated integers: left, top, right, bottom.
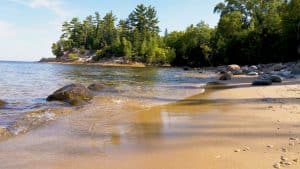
0, 61, 214, 136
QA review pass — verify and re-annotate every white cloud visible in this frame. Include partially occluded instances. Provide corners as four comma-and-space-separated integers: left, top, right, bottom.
0, 20, 17, 38
10, 0, 69, 18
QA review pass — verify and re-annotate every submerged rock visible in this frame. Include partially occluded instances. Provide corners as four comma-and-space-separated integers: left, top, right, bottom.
47, 84, 93, 105
252, 80, 272, 86
219, 72, 232, 80
0, 100, 6, 108
88, 83, 106, 91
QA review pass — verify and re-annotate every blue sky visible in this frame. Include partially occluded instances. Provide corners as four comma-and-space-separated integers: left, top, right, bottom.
0, 0, 220, 61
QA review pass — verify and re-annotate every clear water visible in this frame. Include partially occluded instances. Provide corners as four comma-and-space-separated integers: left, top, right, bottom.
0, 61, 213, 129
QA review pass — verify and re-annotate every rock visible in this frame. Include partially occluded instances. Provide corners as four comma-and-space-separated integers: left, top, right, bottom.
273, 163, 281, 169
291, 63, 300, 75
0, 100, 6, 108
289, 137, 298, 141
232, 69, 243, 75
272, 63, 285, 71
252, 80, 272, 86
227, 64, 241, 71
243, 146, 250, 151
183, 66, 190, 71
248, 72, 259, 76
250, 65, 258, 70
241, 66, 249, 73
281, 156, 288, 162
0, 127, 9, 137
270, 75, 283, 83
217, 66, 227, 73
219, 72, 232, 80
88, 83, 106, 91
47, 84, 93, 105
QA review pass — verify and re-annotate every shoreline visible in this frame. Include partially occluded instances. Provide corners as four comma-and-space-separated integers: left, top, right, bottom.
0, 76, 299, 168
40, 61, 148, 68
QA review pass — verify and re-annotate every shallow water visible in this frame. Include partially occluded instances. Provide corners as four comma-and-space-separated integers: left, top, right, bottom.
0, 61, 214, 135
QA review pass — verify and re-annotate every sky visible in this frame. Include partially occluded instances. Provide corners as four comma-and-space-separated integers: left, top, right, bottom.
0, 0, 220, 61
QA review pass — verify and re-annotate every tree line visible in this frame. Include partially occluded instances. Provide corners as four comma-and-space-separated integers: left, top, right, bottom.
52, 0, 300, 66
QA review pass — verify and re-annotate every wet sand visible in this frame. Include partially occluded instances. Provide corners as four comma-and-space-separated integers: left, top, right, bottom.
0, 76, 300, 169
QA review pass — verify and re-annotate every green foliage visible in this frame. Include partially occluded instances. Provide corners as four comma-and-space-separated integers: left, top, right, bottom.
68, 53, 79, 61
52, 1, 300, 66
51, 42, 63, 57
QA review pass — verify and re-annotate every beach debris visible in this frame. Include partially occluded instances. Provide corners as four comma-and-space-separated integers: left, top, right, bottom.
87, 83, 106, 91
47, 83, 93, 105
252, 79, 272, 86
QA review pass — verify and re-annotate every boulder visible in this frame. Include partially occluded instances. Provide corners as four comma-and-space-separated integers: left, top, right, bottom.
227, 64, 241, 72
252, 80, 272, 86
47, 84, 93, 105
88, 83, 106, 91
248, 72, 259, 76
219, 72, 233, 80
270, 75, 283, 83
272, 63, 285, 71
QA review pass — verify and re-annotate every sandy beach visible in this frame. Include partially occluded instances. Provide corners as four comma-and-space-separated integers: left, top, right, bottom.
0, 75, 298, 169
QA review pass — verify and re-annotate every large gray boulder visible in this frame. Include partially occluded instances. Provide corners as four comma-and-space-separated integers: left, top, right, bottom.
88, 83, 106, 91
47, 84, 93, 105
252, 80, 272, 86
270, 75, 283, 83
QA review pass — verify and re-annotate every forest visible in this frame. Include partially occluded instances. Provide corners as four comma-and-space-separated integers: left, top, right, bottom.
52, 0, 300, 67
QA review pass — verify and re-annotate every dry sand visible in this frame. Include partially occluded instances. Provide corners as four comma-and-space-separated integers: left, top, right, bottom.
0, 76, 299, 169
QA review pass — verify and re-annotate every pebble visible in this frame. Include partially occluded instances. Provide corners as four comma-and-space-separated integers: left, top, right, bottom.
289, 142, 295, 146
285, 162, 292, 166
290, 137, 298, 141
293, 158, 298, 163
243, 146, 250, 151
234, 149, 241, 152
273, 163, 281, 169
281, 156, 288, 162
267, 145, 274, 148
